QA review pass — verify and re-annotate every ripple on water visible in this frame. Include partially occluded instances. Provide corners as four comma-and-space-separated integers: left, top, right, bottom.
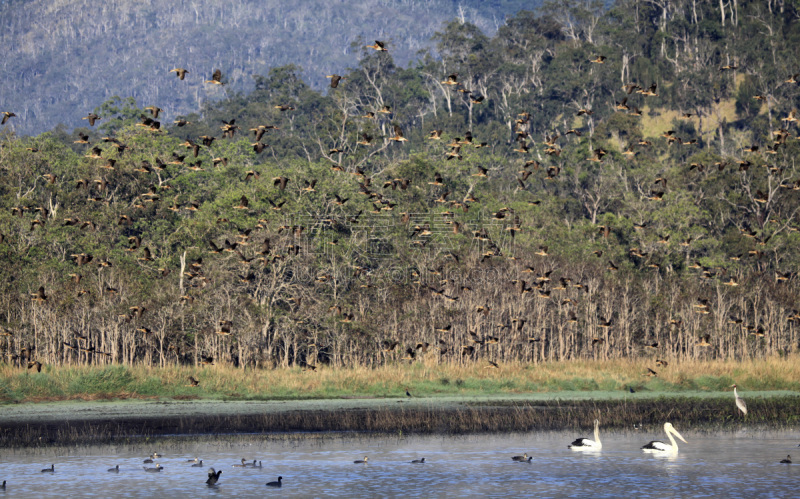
0, 430, 797, 498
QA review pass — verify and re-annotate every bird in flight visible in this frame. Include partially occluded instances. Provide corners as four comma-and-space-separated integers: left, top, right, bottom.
169, 68, 189, 80
205, 69, 224, 85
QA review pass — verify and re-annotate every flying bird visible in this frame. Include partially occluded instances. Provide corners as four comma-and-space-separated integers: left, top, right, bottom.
205, 69, 224, 85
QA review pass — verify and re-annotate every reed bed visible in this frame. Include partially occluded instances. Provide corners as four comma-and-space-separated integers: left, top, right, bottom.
1, 395, 798, 448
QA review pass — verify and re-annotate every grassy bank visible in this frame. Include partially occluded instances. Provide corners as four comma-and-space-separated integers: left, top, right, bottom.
1, 358, 799, 448
2, 357, 799, 403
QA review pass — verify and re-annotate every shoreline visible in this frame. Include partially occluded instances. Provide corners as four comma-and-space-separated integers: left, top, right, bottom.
1, 391, 798, 448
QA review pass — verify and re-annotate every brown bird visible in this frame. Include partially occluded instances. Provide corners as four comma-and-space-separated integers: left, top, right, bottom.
145, 106, 163, 118
1, 111, 16, 125
82, 113, 100, 126
169, 68, 189, 80
441, 73, 459, 85
205, 69, 224, 85
30, 286, 47, 302
365, 40, 387, 51
273, 176, 290, 190
327, 74, 345, 88
390, 125, 408, 142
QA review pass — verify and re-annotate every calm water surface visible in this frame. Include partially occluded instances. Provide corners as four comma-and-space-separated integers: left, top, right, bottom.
0, 429, 798, 498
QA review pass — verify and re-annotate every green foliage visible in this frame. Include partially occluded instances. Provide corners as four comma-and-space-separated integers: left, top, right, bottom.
1, 1, 800, 373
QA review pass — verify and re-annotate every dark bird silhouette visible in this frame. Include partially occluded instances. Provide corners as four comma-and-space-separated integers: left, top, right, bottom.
206, 468, 222, 485
1, 111, 16, 125
30, 286, 47, 302
327, 74, 345, 88
273, 176, 290, 190
266, 476, 283, 487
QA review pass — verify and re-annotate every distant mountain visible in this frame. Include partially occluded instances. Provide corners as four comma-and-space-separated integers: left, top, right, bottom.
0, 0, 537, 135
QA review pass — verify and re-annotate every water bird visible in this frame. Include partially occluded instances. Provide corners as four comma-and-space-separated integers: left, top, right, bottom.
731, 384, 747, 415
169, 68, 189, 80
266, 476, 283, 487
326, 74, 345, 88
511, 453, 532, 462
143, 464, 163, 472
205, 69, 223, 85
354, 456, 368, 464
1, 111, 16, 124
191, 460, 204, 467
207, 468, 222, 485
232, 458, 248, 467
568, 419, 602, 451
780, 455, 792, 463
107, 465, 119, 472
641, 422, 687, 454
411, 458, 425, 464
41, 464, 54, 473
365, 40, 387, 51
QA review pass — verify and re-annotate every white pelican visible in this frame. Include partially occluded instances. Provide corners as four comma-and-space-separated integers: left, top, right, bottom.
641, 422, 687, 454
568, 419, 602, 451
731, 384, 747, 415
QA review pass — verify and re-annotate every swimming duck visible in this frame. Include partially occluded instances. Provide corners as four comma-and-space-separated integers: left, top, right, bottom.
41, 464, 54, 473
266, 476, 282, 487
107, 465, 120, 472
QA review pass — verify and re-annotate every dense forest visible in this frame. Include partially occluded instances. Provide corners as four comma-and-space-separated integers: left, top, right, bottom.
2, 0, 800, 372
0, 0, 535, 135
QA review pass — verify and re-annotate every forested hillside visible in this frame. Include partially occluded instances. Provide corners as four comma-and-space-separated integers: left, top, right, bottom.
2, 0, 800, 373
0, 0, 534, 135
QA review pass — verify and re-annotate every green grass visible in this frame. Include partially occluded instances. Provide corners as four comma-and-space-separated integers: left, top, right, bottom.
1, 357, 799, 404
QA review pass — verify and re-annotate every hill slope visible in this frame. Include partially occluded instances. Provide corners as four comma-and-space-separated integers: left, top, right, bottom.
0, 0, 535, 135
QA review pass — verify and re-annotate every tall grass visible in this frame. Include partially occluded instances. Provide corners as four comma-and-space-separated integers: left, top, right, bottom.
1, 356, 799, 404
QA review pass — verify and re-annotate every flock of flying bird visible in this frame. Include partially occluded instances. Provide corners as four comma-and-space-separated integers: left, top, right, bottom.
2, 31, 799, 373
1, 17, 798, 389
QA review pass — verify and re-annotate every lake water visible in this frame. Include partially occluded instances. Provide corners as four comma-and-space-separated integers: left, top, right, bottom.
0, 429, 797, 498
